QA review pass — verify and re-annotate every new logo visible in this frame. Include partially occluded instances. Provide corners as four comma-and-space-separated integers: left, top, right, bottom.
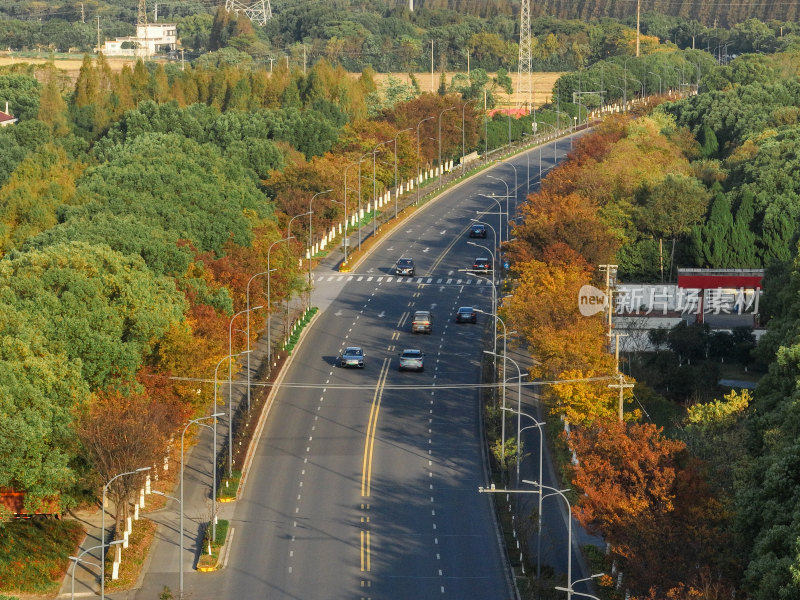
578, 285, 607, 316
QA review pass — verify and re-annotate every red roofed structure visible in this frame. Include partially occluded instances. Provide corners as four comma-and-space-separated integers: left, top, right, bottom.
0, 101, 17, 127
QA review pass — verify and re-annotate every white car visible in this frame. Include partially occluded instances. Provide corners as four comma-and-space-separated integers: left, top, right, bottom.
398, 349, 424, 371
339, 347, 365, 368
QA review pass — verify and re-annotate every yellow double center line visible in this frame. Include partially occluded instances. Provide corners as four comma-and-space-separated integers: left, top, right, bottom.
361, 358, 390, 574
362, 357, 390, 498
427, 221, 475, 274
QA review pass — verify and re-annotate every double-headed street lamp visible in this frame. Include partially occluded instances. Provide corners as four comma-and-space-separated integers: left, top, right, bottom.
438, 106, 456, 184
101, 467, 151, 599
308, 188, 334, 302
648, 71, 663, 95
487, 175, 510, 241
343, 156, 368, 260
392, 127, 413, 219
266, 236, 293, 366
416, 116, 435, 205
70, 540, 123, 600
372, 141, 392, 237
555, 572, 606, 600
523, 480, 574, 600
461, 99, 477, 173
228, 309, 261, 477
153, 413, 224, 598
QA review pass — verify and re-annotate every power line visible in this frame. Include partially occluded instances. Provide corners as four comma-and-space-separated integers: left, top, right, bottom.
155, 373, 616, 390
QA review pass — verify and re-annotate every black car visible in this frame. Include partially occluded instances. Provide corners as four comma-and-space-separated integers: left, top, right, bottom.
455, 306, 477, 323
395, 257, 415, 276
469, 223, 487, 238
472, 257, 491, 272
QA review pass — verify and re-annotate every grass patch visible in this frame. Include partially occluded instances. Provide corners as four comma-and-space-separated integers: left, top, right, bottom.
104, 518, 158, 592
283, 307, 318, 353
217, 471, 241, 501
0, 518, 85, 594
197, 519, 229, 570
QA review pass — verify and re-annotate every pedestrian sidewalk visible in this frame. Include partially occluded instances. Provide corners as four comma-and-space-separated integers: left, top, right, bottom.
57, 504, 106, 598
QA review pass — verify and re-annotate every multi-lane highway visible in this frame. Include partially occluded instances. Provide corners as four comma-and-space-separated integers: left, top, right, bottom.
129, 138, 573, 600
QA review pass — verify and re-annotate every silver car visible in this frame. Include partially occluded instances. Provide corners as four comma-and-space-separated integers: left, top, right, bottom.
398, 349, 424, 371
339, 346, 365, 368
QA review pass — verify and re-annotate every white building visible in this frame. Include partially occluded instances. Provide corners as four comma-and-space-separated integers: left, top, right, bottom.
97, 23, 177, 58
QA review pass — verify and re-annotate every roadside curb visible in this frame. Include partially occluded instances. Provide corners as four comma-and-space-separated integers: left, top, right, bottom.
237, 311, 321, 497
197, 525, 234, 573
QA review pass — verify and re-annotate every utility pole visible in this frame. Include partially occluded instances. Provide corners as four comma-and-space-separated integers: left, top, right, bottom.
636, 0, 641, 57
609, 374, 633, 421
96, 16, 100, 53
609, 333, 633, 421
180, 48, 184, 71
154, 3, 158, 22
269, 56, 274, 72
430, 40, 434, 93
409, 0, 413, 10
80, 3, 85, 23
598, 264, 618, 351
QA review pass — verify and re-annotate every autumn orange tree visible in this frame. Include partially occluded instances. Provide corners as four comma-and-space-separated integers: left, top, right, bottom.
568, 419, 731, 596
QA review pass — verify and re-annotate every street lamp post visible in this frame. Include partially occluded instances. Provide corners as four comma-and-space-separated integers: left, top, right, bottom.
266, 236, 293, 367
480, 318, 510, 476
180, 414, 223, 596
372, 141, 391, 238
393, 127, 413, 219
245, 271, 273, 411
343, 159, 365, 264
504, 161, 519, 218
70, 541, 124, 600
486, 175, 510, 241
523, 480, 574, 600
475, 197, 503, 250
512, 408, 547, 580
101, 467, 151, 599
228, 309, 261, 477
308, 189, 334, 307
555, 573, 606, 600
461, 99, 477, 173
438, 106, 456, 184
416, 116, 434, 205
648, 71, 662, 95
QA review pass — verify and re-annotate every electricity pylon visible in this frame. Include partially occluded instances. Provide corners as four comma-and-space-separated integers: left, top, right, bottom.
517, 0, 533, 112
225, 0, 271, 26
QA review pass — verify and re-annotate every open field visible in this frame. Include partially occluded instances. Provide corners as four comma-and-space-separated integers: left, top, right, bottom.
0, 54, 561, 108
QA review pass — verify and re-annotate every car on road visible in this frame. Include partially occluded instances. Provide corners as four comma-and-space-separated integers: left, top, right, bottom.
395, 257, 415, 276
339, 346, 365, 368
411, 310, 433, 334
472, 257, 491, 272
469, 223, 487, 238
398, 349, 424, 371
455, 306, 477, 323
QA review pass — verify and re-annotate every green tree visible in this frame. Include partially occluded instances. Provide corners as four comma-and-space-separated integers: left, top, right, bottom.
0, 73, 40, 121
73, 132, 269, 254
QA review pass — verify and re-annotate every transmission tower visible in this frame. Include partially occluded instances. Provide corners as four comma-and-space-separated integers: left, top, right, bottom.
517, 0, 533, 111
225, 0, 271, 26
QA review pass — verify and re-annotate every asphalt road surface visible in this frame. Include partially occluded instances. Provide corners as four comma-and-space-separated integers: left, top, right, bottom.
128, 139, 576, 600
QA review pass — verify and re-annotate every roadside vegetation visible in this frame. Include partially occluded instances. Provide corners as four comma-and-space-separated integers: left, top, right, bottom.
501, 46, 800, 599
0, 519, 84, 595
